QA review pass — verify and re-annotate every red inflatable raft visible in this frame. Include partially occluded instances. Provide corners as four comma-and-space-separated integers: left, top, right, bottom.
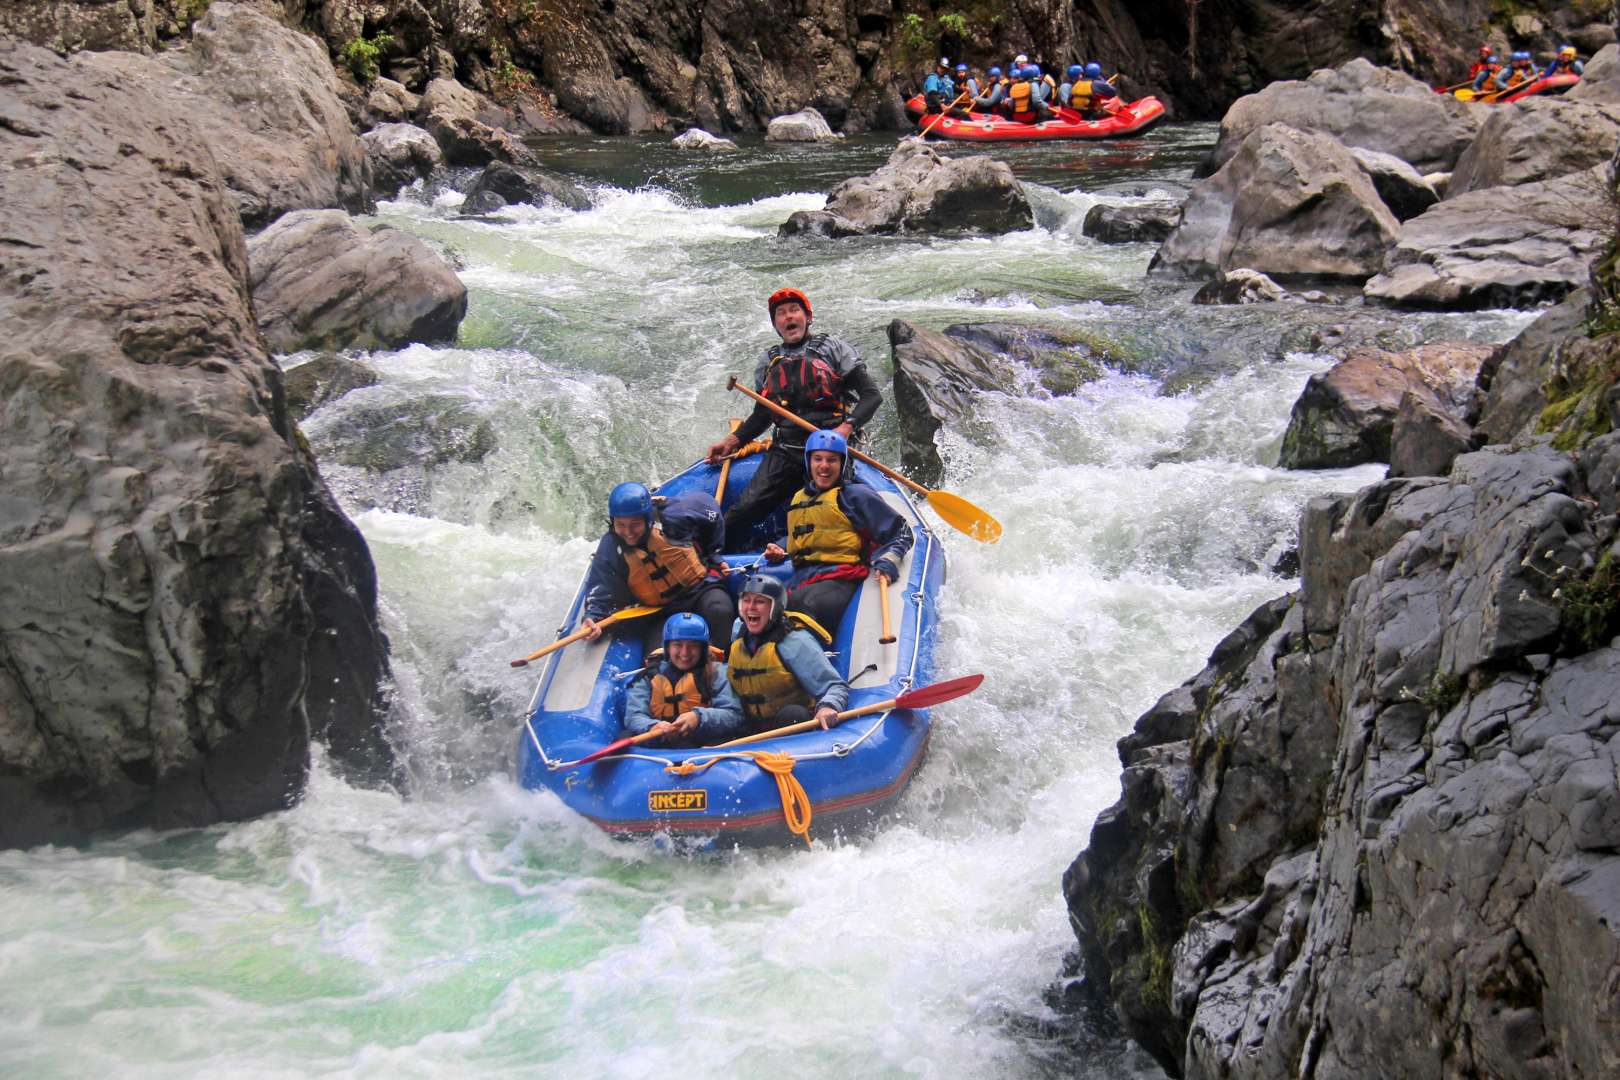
1446, 72, 1580, 103
908, 96, 1166, 142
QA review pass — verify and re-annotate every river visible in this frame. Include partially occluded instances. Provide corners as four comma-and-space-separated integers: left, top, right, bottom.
0, 130, 1533, 1078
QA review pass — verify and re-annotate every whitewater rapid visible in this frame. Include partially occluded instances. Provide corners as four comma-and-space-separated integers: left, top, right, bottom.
1, 133, 1532, 1078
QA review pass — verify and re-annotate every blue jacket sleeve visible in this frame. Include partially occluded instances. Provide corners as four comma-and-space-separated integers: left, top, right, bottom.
659, 492, 724, 561
623, 672, 656, 735
583, 531, 630, 622
840, 484, 913, 582
778, 630, 849, 713
1095, 81, 1118, 99
694, 667, 745, 740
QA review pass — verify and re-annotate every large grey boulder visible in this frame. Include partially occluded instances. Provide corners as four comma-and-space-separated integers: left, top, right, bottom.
1279, 342, 1493, 469
417, 76, 529, 165
1365, 165, 1608, 309
70, 3, 371, 229
672, 127, 738, 151
766, 107, 840, 142
1081, 202, 1180, 244
1349, 147, 1439, 221
361, 123, 443, 197
1152, 124, 1401, 283
1566, 44, 1620, 105
0, 39, 393, 848
888, 319, 1110, 484
458, 161, 594, 214
1198, 59, 1481, 177
1449, 98, 1620, 195
248, 210, 468, 355
780, 140, 1032, 238
284, 355, 383, 422
1191, 268, 1290, 305
1066, 437, 1620, 1079
1474, 290, 1592, 446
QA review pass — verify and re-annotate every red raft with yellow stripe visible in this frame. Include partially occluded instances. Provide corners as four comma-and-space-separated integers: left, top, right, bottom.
514, 449, 946, 848
907, 95, 1165, 141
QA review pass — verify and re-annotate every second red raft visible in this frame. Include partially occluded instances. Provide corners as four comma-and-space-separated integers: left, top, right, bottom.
909, 96, 1166, 141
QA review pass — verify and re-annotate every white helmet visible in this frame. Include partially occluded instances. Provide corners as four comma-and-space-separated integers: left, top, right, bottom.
1014, 53, 1029, 65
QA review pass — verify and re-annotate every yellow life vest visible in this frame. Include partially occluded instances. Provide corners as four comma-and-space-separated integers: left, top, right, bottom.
727, 613, 833, 726
1007, 80, 1032, 113
1070, 79, 1095, 109
643, 647, 725, 719
787, 485, 865, 566
622, 526, 709, 606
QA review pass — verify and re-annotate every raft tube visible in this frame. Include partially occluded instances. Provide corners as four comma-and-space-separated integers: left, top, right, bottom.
515, 452, 946, 848
912, 97, 1165, 141
1453, 73, 1580, 103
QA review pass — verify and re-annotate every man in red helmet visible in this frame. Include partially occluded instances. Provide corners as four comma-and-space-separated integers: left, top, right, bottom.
706, 288, 882, 547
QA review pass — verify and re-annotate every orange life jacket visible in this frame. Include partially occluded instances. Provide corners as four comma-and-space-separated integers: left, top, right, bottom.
1006, 80, 1032, 114
622, 526, 709, 606
644, 647, 725, 719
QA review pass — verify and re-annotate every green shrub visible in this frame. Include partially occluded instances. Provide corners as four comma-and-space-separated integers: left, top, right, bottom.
339, 31, 394, 84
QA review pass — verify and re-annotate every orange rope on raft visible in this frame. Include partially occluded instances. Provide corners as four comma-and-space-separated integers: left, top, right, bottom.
665, 750, 814, 847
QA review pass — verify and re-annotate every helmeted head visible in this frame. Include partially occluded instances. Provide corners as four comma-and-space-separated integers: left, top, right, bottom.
988, 65, 1002, 79
1085, 62, 1103, 79
1014, 53, 1028, 66
608, 481, 652, 544
936, 57, 951, 72
1027, 63, 1041, 77
1479, 43, 1492, 58
803, 428, 848, 490
955, 63, 968, 76
1514, 51, 1530, 65
661, 611, 710, 669
1488, 55, 1500, 65
1561, 45, 1577, 59
1067, 64, 1083, 79
738, 574, 788, 635
768, 287, 812, 343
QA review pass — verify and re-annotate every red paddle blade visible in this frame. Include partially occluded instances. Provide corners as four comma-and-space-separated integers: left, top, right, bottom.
574, 735, 637, 766
892, 673, 984, 710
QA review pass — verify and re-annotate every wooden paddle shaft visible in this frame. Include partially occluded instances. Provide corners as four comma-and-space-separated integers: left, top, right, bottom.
878, 575, 897, 644
715, 697, 900, 747
715, 417, 741, 501
510, 605, 659, 667
727, 377, 931, 498
919, 90, 971, 136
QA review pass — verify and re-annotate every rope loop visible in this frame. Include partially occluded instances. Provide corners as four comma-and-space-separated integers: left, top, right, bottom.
662, 750, 815, 847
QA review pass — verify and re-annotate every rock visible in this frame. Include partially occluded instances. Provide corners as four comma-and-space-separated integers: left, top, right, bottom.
781, 140, 1032, 238
417, 77, 529, 165
1191, 268, 1289, 305
1081, 202, 1180, 244
0, 0, 156, 53
283, 355, 383, 421
1279, 342, 1494, 469
458, 161, 594, 214
766, 107, 840, 142
1474, 290, 1593, 446
361, 77, 422, 127
1067, 438, 1620, 1079
1424, 171, 1451, 198
1389, 389, 1472, 477
1449, 99, 1620, 195
1365, 165, 1608, 310
68, 3, 372, 230
1571, 28, 1618, 59
1153, 124, 1401, 283
360, 123, 444, 197
1197, 59, 1481, 178
888, 319, 1109, 484
1568, 44, 1620, 106
248, 210, 468, 354
672, 127, 738, 151
777, 210, 870, 238
309, 393, 499, 474
0, 38, 392, 848
1349, 147, 1439, 221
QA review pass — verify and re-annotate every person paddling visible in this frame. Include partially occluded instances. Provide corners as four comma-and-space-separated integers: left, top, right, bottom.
581, 482, 735, 647
762, 429, 912, 636
623, 612, 743, 746
1069, 63, 1118, 119
1543, 45, 1583, 78
1470, 53, 1503, 93
727, 575, 848, 733
1494, 51, 1535, 92
705, 288, 882, 546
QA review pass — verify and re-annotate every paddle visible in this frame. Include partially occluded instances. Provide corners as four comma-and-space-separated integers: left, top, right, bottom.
877, 574, 897, 644
509, 604, 663, 667
726, 376, 1003, 543
573, 727, 667, 767
715, 418, 741, 501
918, 90, 971, 137
712, 673, 985, 748
1434, 78, 1475, 94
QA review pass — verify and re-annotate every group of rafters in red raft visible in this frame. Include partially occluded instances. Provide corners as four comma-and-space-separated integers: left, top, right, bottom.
1438, 42, 1586, 103
904, 54, 1164, 142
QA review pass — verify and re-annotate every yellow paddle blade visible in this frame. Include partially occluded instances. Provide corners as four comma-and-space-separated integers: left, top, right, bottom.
605, 605, 664, 624
924, 489, 1002, 543
1453, 88, 1475, 101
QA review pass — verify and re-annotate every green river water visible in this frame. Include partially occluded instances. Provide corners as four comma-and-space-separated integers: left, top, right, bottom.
0, 130, 1535, 1078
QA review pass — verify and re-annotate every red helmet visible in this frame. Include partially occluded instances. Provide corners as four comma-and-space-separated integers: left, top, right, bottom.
767, 287, 812, 320
1479, 43, 1492, 56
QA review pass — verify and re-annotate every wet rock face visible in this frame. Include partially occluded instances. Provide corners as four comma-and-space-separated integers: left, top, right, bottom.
1066, 436, 1620, 1079
0, 39, 393, 849
248, 210, 468, 355
458, 161, 594, 214
1196, 59, 1481, 178
1191, 268, 1289, 305
1364, 165, 1608, 310
765, 107, 841, 142
671, 127, 738, 151
1348, 147, 1439, 221
780, 140, 1032, 238
417, 76, 529, 165
361, 123, 444, 197
1449, 98, 1620, 196
1152, 124, 1401, 284
1081, 203, 1180, 244
1279, 342, 1493, 469
79, 2, 373, 230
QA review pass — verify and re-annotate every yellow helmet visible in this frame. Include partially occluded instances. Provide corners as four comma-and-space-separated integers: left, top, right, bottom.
1560, 45, 1577, 58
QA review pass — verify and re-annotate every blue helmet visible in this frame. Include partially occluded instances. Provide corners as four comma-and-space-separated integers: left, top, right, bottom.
1067, 64, 1083, 79
988, 66, 1002, 78
1085, 62, 1102, 79
955, 63, 968, 74
803, 428, 848, 477
739, 574, 788, 625
608, 481, 652, 519
661, 611, 710, 648
1027, 63, 1041, 77
1488, 55, 1500, 64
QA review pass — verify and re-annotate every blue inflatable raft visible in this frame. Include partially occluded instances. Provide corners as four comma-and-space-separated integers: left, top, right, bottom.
515, 451, 946, 847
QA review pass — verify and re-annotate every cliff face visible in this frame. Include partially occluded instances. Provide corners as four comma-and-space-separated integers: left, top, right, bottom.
2, 0, 1607, 127
1063, 168, 1620, 1075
